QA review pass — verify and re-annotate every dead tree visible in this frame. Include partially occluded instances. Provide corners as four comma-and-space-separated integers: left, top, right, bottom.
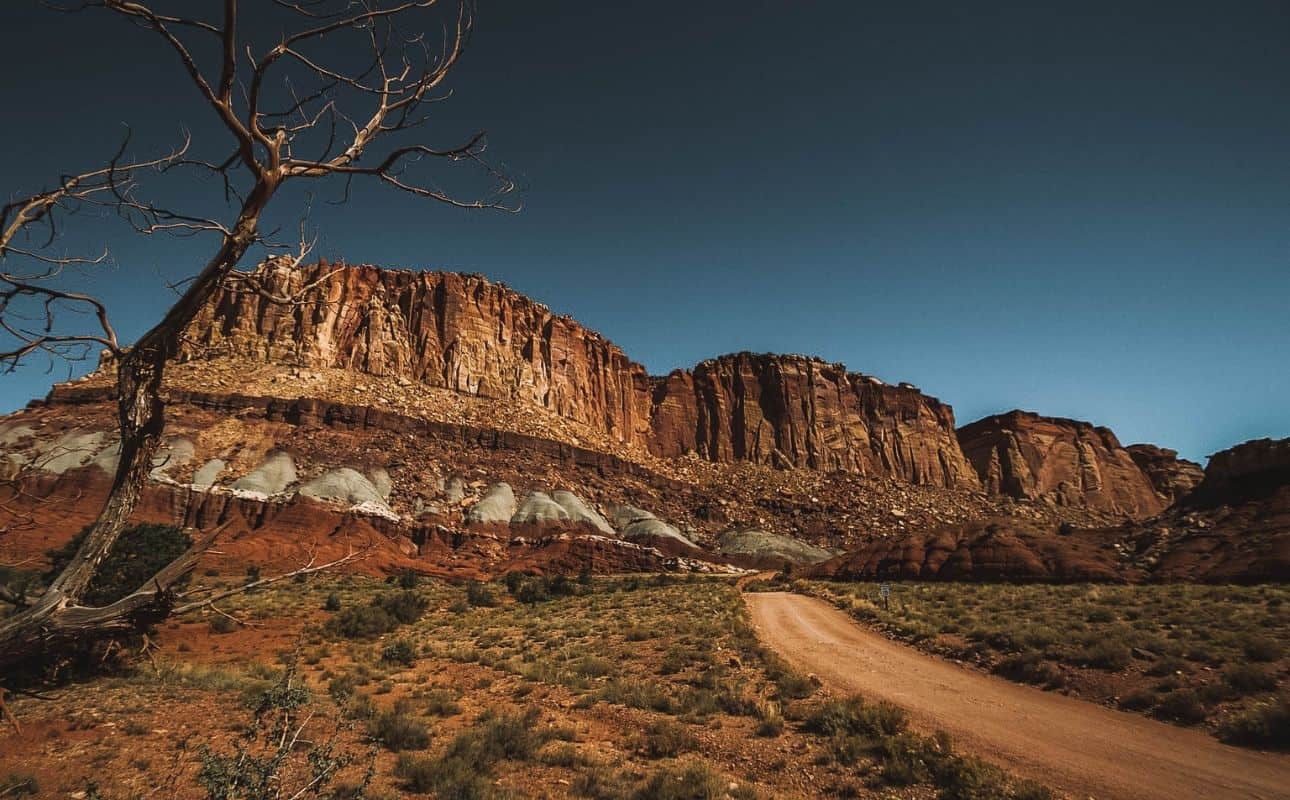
0, 0, 512, 671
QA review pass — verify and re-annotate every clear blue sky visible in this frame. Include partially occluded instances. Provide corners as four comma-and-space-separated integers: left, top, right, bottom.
1, 1, 1287, 463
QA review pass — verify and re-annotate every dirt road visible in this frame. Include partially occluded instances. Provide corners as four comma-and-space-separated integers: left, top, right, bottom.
746, 592, 1290, 800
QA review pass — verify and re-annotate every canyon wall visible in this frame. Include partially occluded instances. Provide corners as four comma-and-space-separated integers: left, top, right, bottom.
179, 261, 978, 487
957, 410, 1165, 518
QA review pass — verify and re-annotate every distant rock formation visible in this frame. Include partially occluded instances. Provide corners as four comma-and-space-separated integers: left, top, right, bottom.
808, 520, 1125, 582
179, 261, 979, 488
957, 410, 1164, 519
1125, 444, 1204, 507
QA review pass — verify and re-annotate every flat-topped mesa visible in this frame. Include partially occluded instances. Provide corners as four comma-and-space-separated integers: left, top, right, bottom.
178, 260, 978, 488
957, 410, 1164, 518
648, 352, 979, 488
181, 260, 655, 444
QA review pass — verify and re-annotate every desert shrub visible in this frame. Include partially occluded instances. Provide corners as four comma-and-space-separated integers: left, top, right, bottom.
633, 761, 726, 800
423, 688, 462, 717
877, 732, 938, 786
369, 707, 430, 751
939, 758, 1006, 800
633, 719, 697, 759
935, 754, 1010, 800
381, 639, 417, 666
993, 651, 1065, 688
447, 707, 547, 764
1011, 781, 1055, 800
322, 593, 341, 612
1238, 635, 1283, 663
208, 615, 238, 635
1118, 690, 1156, 711
197, 662, 357, 800
376, 590, 428, 624
516, 578, 551, 604
1218, 695, 1290, 749
45, 523, 192, 606
1225, 664, 1278, 694
1076, 639, 1132, 671
804, 695, 907, 739
394, 753, 488, 797
396, 569, 420, 590
754, 700, 785, 737
328, 605, 396, 639
1085, 607, 1115, 623
465, 580, 497, 607
1145, 656, 1187, 677
502, 571, 527, 595
1153, 690, 1208, 724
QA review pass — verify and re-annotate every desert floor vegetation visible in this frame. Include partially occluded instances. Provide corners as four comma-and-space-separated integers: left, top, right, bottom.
1, 570, 1058, 798
788, 579, 1288, 747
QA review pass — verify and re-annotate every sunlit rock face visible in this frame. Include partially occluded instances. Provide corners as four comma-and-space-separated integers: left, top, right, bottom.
180, 261, 979, 488
957, 410, 1164, 519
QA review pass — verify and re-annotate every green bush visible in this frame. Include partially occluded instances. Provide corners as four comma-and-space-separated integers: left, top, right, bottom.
633, 762, 726, 800
993, 651, 1065, 688
466, 580, 497, 607
633, 719, 697, 759
323, 593, 341, 612
423, 688, 462, 717
369, 708, 430, 751
1076, 639, 1132, 671
1238, 635, 1283, 663
935, 755, 1010, 800
44, 523, 192, 606
1225, 664, 1278, 694
377, 590, 428, 624
381, 639, 417, 666
1153, 690, 1208, 724
328, 605, 396, 639
804, 695, 907, 739
1218, 695, 1290, 749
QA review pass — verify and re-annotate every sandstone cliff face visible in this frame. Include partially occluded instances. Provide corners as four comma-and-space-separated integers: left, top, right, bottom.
1185, 437, 1290, 509
1125, 444, 1204, 507
957, 410, 1163, 518
649, 354, 978, 487
183, 260, 654, 444
180, 261, 978, 488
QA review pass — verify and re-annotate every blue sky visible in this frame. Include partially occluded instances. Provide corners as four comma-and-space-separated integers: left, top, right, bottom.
1, 1, 1287, 463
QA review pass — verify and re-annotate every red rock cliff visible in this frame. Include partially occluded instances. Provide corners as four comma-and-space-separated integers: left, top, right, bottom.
180, 261, 979, 488
957, 410, 1164, 518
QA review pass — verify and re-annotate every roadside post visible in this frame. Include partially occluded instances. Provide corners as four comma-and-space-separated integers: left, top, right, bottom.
879, 582, 891, 611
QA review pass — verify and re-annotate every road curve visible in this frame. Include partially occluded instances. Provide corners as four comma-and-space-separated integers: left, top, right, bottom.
745, 591, 1290, 800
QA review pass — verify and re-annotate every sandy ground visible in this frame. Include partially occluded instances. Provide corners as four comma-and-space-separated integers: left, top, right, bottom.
746, 591, 1290, 800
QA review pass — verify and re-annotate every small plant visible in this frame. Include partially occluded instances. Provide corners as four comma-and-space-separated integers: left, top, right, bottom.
323, 593, 341, 612
196, 660, 363, 799
209, 615, 238, 635
1153, 690, 1208, 724
1225, 664, 1278, 694
369, 705, 431, 752
1218, 695, 1290, 748
381, 639, 417, 666
423, 687, 462, 717
397, 569, 420, 590
633, 719, 697, 759
634, 761, 726, 800
465, 580, 497, 607
754, 700, 785, 737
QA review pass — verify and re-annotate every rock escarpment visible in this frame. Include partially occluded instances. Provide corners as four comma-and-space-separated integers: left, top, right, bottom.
179, 261, 978, 488
1125, 444, 1204, 507
649, 354, 978, 487
957, 411, 1164, 519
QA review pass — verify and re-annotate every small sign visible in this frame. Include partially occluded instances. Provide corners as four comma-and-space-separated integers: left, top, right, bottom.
879, 583, 891, 598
